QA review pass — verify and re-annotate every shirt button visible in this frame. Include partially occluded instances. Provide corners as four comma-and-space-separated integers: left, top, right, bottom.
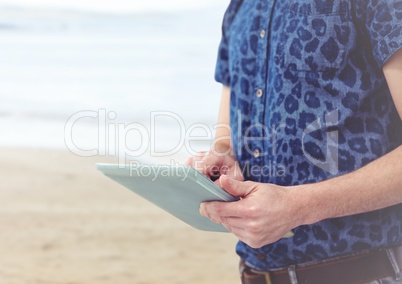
253, 149, 260, 158
260, 29, 266, 38
256, 89, 263, 98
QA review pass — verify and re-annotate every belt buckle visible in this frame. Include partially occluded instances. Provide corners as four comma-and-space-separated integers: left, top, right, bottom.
264, 273, 272, 284
287, 265, 298, 284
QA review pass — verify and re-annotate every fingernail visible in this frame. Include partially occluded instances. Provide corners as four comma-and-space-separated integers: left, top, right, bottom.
218, 175, 225, 187
200, 203, 205, 216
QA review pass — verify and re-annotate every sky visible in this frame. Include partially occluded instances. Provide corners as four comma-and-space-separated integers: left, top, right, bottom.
0, 0, 222, 13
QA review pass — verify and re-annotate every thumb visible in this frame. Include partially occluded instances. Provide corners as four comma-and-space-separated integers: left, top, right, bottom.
219, 175, 253, 198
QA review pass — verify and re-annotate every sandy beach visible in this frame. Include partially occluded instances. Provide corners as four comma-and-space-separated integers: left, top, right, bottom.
0, 148, 239, 284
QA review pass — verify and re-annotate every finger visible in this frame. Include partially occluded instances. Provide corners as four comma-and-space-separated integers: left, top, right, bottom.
229, 164, 244, 181
185, 152, 206, 167
224, 226, 247, 241
223, 225, 262, 248
220, 175, 254, 198
208, 214, 223, 225
199, 152, 222, 176
200, 200, 243, 218
213, 176, 225, 187
207, 215, 245, 234
184, 156, 193, 166
219, 216, 245, 229
189, 152, 208, 171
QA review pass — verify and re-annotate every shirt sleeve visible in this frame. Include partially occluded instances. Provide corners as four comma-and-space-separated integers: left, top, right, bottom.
214, 0, 243, 86
360, 0, 402, 67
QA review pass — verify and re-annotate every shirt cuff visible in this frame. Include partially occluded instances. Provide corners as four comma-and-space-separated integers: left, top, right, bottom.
373, 26, 402, 67
214, 42, 231, 86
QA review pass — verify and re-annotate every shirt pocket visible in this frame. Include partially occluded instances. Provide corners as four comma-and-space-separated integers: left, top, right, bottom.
277, 0, 350, 72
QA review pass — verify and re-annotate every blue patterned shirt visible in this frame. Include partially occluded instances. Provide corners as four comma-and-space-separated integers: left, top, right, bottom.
215, 0, 402, 270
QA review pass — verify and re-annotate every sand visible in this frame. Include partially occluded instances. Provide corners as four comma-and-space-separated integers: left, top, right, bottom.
0, 148, 239, 284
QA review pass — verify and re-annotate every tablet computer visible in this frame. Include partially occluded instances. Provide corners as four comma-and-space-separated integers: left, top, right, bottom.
96, 163, 240, 232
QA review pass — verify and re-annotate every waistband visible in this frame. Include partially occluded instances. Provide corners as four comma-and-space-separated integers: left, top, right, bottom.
240, 245, 402, 284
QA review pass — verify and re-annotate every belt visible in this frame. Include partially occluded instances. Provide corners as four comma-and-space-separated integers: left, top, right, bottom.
240, 245, 402, 284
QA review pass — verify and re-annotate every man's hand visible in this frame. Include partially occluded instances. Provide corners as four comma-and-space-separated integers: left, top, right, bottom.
383, 48, 402, 119
200, 175, 302, 249
185, 150, 244, 183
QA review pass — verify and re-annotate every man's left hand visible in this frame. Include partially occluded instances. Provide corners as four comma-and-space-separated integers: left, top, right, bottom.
200, 175, 304, 248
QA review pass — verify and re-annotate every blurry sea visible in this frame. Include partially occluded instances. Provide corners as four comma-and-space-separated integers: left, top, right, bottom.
0, 3, 227, 161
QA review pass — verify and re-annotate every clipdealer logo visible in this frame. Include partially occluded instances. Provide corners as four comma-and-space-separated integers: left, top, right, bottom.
64, 109, 230, 164
302, 109, 339, 175
65, 109, 340, 175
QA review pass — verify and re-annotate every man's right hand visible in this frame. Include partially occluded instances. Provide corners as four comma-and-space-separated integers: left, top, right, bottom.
185, 150, 244, 184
